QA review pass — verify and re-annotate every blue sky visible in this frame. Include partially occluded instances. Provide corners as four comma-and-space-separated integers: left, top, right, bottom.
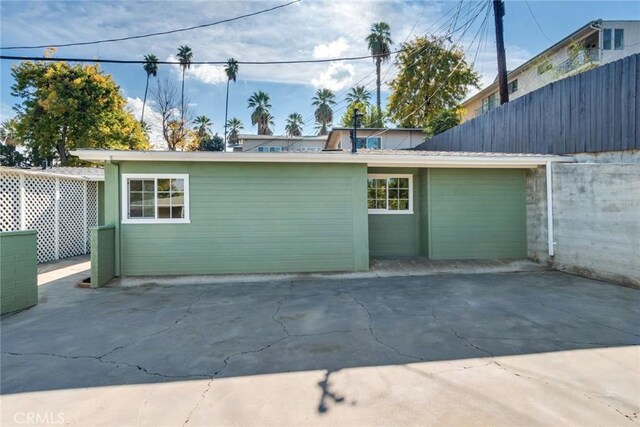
1, 0, 639, 148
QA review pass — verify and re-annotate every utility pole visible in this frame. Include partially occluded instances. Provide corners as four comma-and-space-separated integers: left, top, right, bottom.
493, 0, 509, 105
351, 108, 362, 153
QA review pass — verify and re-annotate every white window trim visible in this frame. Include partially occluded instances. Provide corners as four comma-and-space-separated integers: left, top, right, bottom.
121, 173, 190, 224
367, 173, 414, 215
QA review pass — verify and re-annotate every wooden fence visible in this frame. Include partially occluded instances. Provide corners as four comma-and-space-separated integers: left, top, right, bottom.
415, 53, 639, 154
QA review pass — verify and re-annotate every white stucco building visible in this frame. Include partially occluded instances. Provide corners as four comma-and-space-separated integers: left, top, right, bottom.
232, 135, 327, 152
462, 19, 640, 122
324, 128, 426, 151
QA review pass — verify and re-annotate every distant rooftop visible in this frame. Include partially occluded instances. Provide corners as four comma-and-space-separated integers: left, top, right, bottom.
0, 166, 104, 181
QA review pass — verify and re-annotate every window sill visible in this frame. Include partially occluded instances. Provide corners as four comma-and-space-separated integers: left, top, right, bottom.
121, 219, 191, 224
368, 210, 414, 215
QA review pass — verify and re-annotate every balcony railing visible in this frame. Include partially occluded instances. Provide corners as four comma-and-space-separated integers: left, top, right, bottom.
557, 48, 600, 75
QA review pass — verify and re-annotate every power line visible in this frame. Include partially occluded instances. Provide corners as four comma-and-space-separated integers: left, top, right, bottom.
0, 50, 412, 66
524, 0, 553, 43
0, 0, 301, 50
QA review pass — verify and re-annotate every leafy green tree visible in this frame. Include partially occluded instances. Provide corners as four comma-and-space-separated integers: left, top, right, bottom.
248, 91, 273, 135
193, 115, 212, 139
366, 22, 393, 115
345, 86, 371, 107
339, 103, 385, 128
141, 54, 159, 125
312, 88, 336, 135
285, 113, 304, 136
199, 133, 224, 151
223, 58, 239, 145
427, 108, 461, 136
0, 143, 27, 167
11, 61, 148, 164
177, 45, 193, 127
226, 117, 244, 146
387, 36, 479, 129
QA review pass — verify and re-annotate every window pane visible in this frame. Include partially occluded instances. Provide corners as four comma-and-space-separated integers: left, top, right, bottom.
388, 188, 399, 199
398, 200, 409, 210
388, 178, 398, 188
130, 192, 142, 204
129, 206, 143, 218
158, 206, 171, 218
143, 180, 154, 191
129, 180, 142, 191
398, 178, 409, 189
603, 29, 611, 50
171, 206, 184, 218
367, 138, 381, 149
367, 188, 377, 200
157, 179, 171, 192
399, 189, 409, 199
368, 199, 376, 209
614, 29, 624, 50
376, 200, 386, 209
157, 192, 171, 206
143, 206, 155, 217
172, 192, 184, 205
171, 179, 184, 191
389, 199, 399, 210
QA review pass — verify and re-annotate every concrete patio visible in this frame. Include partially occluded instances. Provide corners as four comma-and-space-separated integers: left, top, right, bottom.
1, 259, 639, 426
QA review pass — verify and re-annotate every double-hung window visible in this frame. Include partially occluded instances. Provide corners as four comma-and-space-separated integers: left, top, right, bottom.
603, 28, 624, 50
122, 174, 190, 224
367, 174, 413, 214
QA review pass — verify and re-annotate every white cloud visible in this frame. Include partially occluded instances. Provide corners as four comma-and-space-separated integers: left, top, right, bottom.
311, 62, 355, 92
126, 97, 166, 150
312, 37, 349, 59
167, 54, 226, 85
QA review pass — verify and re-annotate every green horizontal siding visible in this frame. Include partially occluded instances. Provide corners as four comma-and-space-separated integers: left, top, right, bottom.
113, 162, 368, 275
428, 169, 526, 259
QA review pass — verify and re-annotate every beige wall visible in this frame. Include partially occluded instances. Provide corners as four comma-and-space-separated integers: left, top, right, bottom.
239, 138, 326, 152
333, 130, 425, 151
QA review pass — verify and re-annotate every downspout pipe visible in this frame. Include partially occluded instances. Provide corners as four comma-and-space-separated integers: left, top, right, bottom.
546, 161, 555, 257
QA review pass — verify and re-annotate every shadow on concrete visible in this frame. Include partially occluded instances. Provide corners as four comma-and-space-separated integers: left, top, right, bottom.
1, 269, 639, 402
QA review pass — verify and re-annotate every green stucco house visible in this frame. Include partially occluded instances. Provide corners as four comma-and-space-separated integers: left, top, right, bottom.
72, 149, 569, 281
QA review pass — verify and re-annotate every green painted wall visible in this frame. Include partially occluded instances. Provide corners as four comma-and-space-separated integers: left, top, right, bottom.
108, 162, 369, 275
97, 181, 105, 226
103, 162, 121, 275
0, 230, 37, 314
418, 170, 430, 257
428, 169, 527, 259
91, 225, 115, 288
367, 168, 421, 258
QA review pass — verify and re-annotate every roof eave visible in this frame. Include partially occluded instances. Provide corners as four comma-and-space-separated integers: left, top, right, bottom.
70, 150, 573, 168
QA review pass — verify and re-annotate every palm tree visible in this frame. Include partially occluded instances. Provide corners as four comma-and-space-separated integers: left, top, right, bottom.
345, 86, 371, 107
223, 58, 239, 147
226, 117, 244, 146
176, 45, 193, 128
285, 113, 304, 136
141, 54, 159, 125
193, 115, 212, 139
312, 88, 336, 135
366, 22, 393, 115
247, 91, 273, 135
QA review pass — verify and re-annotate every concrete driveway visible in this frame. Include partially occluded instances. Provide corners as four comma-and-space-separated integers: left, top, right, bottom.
1, 267, 639, 426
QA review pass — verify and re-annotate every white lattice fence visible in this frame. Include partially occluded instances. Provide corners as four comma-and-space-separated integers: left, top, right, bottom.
1, 170, 99, 263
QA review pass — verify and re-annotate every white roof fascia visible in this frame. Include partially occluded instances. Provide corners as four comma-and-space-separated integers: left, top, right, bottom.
71, 150, 574, 168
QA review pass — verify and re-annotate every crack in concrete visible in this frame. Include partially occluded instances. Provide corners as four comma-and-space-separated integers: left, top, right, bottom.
100, 288, 208, 361
341, 288, 423, 362
538, 301, 640, 338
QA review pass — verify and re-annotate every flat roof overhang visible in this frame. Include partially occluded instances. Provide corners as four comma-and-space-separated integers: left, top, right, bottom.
71, 150, 574, 169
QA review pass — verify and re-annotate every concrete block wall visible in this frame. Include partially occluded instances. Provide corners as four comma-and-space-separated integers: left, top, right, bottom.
0, 230, 38, 314
526, 163, 640, 287
90, 225, 116, 288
